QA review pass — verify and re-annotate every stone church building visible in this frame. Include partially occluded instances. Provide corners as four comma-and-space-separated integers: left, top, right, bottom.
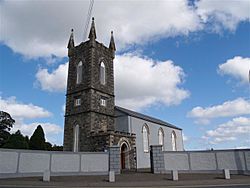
63, 18, 184, 170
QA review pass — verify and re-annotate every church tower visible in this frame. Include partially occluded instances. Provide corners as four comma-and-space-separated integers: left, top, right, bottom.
63, 18, 116, 152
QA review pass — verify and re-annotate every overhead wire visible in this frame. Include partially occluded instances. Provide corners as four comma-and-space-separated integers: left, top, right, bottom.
83, 0, 94, 41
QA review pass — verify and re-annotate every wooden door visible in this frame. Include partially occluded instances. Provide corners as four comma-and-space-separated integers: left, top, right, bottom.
121, 144, 127, 169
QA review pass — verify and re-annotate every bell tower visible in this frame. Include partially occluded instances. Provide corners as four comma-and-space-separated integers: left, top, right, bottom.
63, 18, 116, 151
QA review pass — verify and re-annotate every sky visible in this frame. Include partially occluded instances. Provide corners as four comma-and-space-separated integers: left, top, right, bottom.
0, 0, 250, 150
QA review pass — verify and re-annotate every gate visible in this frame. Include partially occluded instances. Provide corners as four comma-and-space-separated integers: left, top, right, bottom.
123, 147, 137, 171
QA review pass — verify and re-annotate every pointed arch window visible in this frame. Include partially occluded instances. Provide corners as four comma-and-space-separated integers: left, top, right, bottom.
171, 131, 177, 151
76, 61, 82, 84
142, 124, 149, 152
100, 62, 106, 85
158, 128, 164, 148
73, 124, 79, 152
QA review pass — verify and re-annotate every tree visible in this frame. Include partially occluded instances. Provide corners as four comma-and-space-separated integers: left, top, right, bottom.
44, 141, 63, 151
3, 130, 28, 149
51, 144, 63, 151
0, 111, 15, 147
45, 142, 52, 150
29, 125, 46, 150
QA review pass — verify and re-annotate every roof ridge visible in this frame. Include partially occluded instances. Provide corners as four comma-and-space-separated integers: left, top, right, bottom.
115, 106, 182, 130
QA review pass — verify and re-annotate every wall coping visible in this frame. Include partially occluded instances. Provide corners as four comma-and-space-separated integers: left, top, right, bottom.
0, 148, 108, 155
163, 149, 250, 153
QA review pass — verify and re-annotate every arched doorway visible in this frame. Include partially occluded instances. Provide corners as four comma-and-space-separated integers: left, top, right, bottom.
120, 143, 128, 169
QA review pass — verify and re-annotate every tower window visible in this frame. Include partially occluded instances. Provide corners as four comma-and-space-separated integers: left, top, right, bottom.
73, 124, 79, 152
76, 61, 82, 84
100, 62, 106, 85
75, 98, 81, 106
100, 97, 106, 106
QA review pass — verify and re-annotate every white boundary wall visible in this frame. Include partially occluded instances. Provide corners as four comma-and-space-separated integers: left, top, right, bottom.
0, 149, 109, 178
150, 145, 250, 174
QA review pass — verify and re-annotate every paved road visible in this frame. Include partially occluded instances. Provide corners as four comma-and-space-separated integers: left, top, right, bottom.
0, 173, 249, 188
0, 185, 250, 188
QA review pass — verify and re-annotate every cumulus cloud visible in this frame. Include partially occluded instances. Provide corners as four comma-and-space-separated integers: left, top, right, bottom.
182, 133, 188, 142
188, 98, 250, 124
203, 117, 250, 144
236, 146, 249, 149
1, 1, 249, 58
0, 0, 201, 58
114, 54, 189, 110
196, 0, 250, 32
0, 96, 62, 144
35, 54, 189, 111
12, 121, 63, 145
218, 56, 250, 85
12, 122, 62, 137
0, 96, 52, 120
35, 63, 68, 92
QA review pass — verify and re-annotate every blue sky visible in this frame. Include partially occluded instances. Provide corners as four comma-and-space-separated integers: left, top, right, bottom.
0, 0, 250, 149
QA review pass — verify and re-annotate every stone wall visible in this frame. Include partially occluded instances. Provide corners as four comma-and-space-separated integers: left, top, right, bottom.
150, 145, 250, 174
64, 36, 115, 152
88, 131, 135, 152
0, 149, 110, 179
64, 113, 92, 151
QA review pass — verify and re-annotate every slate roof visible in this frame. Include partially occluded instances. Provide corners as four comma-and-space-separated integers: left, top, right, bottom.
115, 106, 182, 130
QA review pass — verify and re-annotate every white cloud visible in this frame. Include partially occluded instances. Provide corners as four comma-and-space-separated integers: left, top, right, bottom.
12, 121, 63, 145
12, 122, 62, 137
235, 146, 249, 149
0, 96, 62, 144
62, 104, 65, 114
0, 0, 201, 58
1, 1, 249, 58
36, 54, 189, 111
188, 98, 250, 124
114, 54, 189, 110
35, 63, 68, 92
0, 96, 52, 120
203, 117, 250, 144
196, 0, 250, 32
183, 133, 188, 142
218, 56, 250, 85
